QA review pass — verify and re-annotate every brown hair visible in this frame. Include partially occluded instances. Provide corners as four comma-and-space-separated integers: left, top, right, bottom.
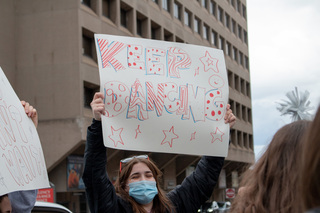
114, 157, 175, 213
300, 106, 320, 210
230, 120, 311, 213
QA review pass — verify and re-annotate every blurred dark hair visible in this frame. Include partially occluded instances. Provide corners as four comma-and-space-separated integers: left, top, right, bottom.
230, 120, 311, 213
300, 106, 320, 210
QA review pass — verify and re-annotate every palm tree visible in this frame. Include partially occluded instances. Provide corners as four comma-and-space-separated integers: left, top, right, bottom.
277, 87, 314, 121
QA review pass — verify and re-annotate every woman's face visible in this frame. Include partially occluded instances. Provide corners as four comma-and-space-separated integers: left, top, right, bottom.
125, 162, 155, 191
0, 195, 12, 213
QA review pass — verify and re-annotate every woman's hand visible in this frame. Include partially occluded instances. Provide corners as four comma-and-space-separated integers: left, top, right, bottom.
224, 104, 236, 128
90, 92, 106, 121
21, 101, 38, 128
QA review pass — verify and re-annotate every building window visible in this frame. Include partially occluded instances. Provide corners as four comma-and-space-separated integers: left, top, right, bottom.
211, 30, 217, 46
152, 0, 158, 4
244, 132, 248, 148
219, 36, 225, 51
84, 82, 99, 108
225, 13, 230, 29
201, 0, 207, 8
209, 0, 216, 16
184, 10, 192, 28
239, 51, 243, 66
237, 130, 243, 147
137, 19, 142, 36
238, 25, 242, 40
237, 0, 241, 13
82, 28, 96, 62
246, 82, 251, 97
230, 129, 236, 146
233, 47, 238, 62
235, 74, 240, 92
245, 56, 249, 70
231, 19, 236, 34
243, 30, 248, 44
242, 4, 247, 19
242, 105, 246, 121
81, 0, 91, 8
103, 0, 116, 22
119, 2, 133, 32
231, 0, 235, 8
241, 78, 246, 95
164, 29, 174, 41
218, 7, 223, 23
228, 70, 233, 88
120, 9, 128, 27
249, 134, 253, 149
203, 24, 209, 41
176, 36, 184, 43
102, 0, 110, 18
151, 21, 161, 40
162, 0, 170, 12
81, 0, 98, 13
226, 42, 231, 56
136, 12, 147, 38
194, 17, 200, 34
174, 1, 181, 20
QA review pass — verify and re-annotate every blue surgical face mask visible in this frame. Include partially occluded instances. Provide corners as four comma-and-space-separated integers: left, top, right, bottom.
128, 180, 158, 205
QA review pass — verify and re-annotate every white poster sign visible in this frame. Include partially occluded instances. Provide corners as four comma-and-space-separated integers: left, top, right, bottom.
0, 67, 49, 196
95, 34, 229, 157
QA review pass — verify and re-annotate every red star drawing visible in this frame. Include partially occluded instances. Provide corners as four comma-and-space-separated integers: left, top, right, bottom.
108, 126, 124, 147
135, 125, 141, 139
199, 51, 219, 73
210, 127, 224, 143
161, 126, 179, 148
190, 131, 196, 141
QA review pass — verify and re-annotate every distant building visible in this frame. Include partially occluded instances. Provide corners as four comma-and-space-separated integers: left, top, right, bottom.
0, 0, 253, 212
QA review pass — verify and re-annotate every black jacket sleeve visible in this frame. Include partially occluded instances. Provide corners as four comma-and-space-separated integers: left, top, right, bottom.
167, 156, 224, 213
82, 119, 131, 213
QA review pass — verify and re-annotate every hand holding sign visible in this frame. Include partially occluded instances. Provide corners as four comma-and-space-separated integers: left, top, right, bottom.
0, 67, 49, 196
90, 92, 106, 121
21, 101, 38, 128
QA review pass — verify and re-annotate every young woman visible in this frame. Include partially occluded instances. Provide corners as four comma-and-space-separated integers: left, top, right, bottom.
230, 120, 311, 213
83, 92, 236, 213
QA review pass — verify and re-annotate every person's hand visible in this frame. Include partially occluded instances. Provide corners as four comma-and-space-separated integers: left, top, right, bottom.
21, 101, 38, 128
90, 92, 106, 121
224, 104, 236, 128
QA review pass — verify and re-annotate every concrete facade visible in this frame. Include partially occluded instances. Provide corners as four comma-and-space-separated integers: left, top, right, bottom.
0, 0, 254, 212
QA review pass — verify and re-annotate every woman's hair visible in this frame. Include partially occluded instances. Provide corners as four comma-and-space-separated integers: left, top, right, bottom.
300, 106, 320, 210
114, 157, 175, 213
230, 120, 311, 213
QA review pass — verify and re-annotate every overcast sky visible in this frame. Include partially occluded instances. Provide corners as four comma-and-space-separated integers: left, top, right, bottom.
246, 0, 320, 159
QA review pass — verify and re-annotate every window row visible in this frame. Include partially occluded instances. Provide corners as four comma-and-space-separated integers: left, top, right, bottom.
229, 99, 252, 124
217, 6, 248, 43
178, 0, 247, 44
227, 0, 247, 19
81, 0, 248, 46
217, 35, 249, 69
228, 71, 251, 98
198, 0, 247, 20
230, 129, 253, 150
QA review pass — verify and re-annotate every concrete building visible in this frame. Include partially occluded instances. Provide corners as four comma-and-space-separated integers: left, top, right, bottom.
0, 0, 254, 212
